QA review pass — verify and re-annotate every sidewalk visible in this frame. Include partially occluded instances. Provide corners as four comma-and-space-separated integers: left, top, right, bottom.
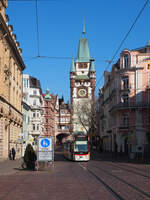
0, 159, 22, 176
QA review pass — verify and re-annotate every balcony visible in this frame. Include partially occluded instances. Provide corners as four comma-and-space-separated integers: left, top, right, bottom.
110, 101, 150, 112
120, 84, 131, 92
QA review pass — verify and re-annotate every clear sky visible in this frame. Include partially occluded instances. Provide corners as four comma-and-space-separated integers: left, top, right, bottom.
6, 0, 150, 102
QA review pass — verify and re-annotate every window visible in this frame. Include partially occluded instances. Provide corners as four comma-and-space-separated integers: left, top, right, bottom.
33, 90, 37, 95
123, 54, 129, 68
37, 124, 39, 130
122, 76, 129, 89
33, 99, 36, 105
33, 112, 36, 118
46, 118, 48, 123
58, 125, 61, 129
28, 116, 30, 124
122, 114, 129, 126
33, 124, 35, 131
65, 126, 69, 130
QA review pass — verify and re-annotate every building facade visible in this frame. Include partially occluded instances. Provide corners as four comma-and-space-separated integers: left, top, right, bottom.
23, 74, 43, 148
70, 28, 96, 134
42, 89, 56, 139
0, 0, 25, 159
99, 43, 150, 156
56, 97, 71, 144
22, 92, 31, 156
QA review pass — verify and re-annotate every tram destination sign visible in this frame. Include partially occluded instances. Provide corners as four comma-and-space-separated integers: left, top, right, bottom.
37, 137, 54, 162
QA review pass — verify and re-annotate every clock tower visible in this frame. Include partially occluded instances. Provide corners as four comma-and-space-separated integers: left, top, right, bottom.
70, 25, 96, 134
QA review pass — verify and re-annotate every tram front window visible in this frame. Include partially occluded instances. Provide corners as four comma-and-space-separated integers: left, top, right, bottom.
74, 141, 88, 152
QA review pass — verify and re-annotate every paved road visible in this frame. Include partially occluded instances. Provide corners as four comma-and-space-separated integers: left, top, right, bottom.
0, 148, 150, 200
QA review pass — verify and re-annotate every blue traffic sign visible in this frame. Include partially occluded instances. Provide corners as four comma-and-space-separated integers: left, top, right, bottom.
40, 138, 50, 148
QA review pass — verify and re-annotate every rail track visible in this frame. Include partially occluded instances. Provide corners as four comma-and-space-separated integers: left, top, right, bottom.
79, 162, 150, 200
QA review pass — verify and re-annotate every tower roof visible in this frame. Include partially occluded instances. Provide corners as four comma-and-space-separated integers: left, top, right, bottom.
76, 38, 90, 62
70, 58, 76, 72
76, 22, 90, 62
90, 59, 95, 72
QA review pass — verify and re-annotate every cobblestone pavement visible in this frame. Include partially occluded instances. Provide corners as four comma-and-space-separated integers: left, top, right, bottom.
0, 148, 150, 200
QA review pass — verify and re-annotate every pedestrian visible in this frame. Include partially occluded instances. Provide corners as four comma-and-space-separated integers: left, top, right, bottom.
9, 150, 12, 160
24, 144, 37, 170
11, 147, 16, 160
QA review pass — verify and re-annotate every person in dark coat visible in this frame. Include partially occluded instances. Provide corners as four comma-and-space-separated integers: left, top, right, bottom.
24, 144, 37, 170
11, 147, 16, 160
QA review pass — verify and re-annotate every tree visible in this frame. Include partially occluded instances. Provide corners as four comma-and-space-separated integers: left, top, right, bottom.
72, 99, 97, 134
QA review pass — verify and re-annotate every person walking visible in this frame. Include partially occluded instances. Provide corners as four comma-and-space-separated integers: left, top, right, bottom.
11, 147, 16, 160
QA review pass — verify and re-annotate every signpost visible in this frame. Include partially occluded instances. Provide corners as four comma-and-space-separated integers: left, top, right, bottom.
37, 136, 54, 169
147, 63, 150, 70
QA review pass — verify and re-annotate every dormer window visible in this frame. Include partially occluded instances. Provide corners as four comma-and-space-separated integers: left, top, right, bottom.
123, 54, 129, 68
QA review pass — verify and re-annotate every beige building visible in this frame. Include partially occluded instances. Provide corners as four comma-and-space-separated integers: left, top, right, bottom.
0, 0, 25, 159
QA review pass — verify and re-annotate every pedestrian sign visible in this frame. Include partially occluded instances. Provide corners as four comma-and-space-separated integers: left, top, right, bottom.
37, 137, 54, 162
41, 138, 50, 148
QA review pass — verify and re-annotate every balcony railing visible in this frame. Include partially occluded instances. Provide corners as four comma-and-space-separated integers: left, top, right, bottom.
110, 101, 150, 112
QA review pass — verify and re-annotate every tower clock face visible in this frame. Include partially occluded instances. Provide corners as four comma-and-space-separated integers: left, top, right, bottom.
78, 88, 87, 97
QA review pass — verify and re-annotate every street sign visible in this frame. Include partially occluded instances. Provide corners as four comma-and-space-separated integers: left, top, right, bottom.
37, 137, 54, 162
147, 63, 150, 70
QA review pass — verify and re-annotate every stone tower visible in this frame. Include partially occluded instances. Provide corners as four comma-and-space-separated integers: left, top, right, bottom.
70, 24, 96, 134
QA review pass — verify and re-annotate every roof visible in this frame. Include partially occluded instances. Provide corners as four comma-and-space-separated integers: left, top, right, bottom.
70, 58, 76, 72
76, 38, 90, 62
75, 75, 89, 80
29, 76, 41, 89
90, 59, 95, 72
131, 43, 150, 53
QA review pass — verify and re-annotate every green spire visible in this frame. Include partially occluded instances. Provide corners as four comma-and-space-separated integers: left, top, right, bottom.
45, 88, 51, 99
70, 58, 76, 72
76, 21, 90, 62
90, 59, 95, 71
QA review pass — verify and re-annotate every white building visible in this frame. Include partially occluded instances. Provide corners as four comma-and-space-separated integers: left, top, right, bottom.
22, 74, 43, 149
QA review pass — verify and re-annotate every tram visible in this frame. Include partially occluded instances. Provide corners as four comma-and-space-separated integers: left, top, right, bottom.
63, 132, 90, 161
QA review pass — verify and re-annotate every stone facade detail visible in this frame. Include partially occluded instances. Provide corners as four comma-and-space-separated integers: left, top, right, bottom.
0, 0, 25, 159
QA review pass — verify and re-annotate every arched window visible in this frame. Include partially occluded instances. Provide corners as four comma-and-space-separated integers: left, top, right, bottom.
123, 54, 129, 68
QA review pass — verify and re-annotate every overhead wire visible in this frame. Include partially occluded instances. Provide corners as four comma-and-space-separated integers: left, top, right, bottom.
95, 0, 150, 92
35, 0, 40, 57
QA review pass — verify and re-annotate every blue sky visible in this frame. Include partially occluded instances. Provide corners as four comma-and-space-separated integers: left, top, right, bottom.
6, 0, 150, 101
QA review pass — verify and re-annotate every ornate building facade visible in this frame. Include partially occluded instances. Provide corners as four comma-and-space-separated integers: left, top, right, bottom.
0, 0, 25, 159
99, 43, 150, 157
42, 89, 56, 139
70, 28, 96, 134
56, 97, 71, 144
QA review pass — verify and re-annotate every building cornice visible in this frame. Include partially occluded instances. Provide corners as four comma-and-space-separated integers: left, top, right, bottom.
0, 13, 26, 70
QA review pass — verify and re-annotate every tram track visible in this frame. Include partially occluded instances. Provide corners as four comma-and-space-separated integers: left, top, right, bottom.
79, 162, 150, 200
100, 161, 150, 179
79, 163, 125, 200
